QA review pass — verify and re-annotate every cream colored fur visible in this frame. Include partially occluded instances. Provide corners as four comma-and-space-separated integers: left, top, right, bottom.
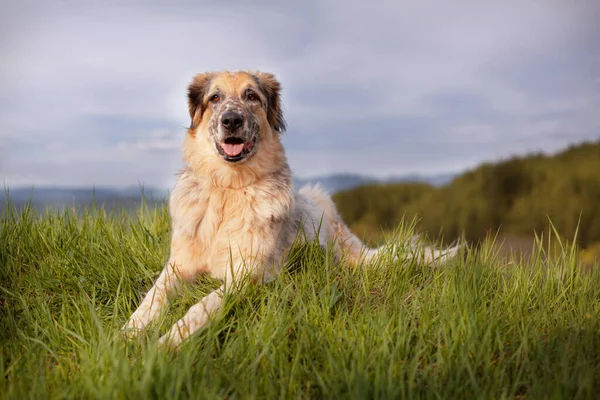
122, 71, 459, 348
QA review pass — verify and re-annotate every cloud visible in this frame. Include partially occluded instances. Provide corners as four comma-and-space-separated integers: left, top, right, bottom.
1, 0, 598, 187
117, 129, 183, 152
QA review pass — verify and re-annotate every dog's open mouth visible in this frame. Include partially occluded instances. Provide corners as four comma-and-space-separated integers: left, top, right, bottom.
216, 136, 257, 162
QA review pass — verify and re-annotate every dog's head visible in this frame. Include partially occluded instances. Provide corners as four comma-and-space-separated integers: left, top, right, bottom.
186, 71, 286, 164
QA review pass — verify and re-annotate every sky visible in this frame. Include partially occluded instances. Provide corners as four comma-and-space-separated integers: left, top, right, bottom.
1, 0, 599, 188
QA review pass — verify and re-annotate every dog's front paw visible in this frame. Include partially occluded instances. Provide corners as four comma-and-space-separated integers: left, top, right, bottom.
121, 311, 152, 339
157, 325, 186, 350
121, 319, 144, 340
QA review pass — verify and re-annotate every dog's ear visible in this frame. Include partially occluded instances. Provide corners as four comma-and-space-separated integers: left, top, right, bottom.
187, 73, 213, 129
254, 72, 286, 133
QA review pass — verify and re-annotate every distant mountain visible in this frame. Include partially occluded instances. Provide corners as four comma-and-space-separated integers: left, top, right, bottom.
294, 172, 455, 193
293, 174, 376, 193
1, 173, 454, 211
1, 186, 168, 212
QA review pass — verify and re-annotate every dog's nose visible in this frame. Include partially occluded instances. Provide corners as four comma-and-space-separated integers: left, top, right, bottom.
221, 111, 244, 132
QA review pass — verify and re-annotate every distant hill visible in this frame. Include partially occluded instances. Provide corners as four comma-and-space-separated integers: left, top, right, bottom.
2, 173, 454, 212
333, 140, 600, 248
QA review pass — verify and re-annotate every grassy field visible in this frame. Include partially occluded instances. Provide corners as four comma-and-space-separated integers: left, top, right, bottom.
1, 203, 600, 399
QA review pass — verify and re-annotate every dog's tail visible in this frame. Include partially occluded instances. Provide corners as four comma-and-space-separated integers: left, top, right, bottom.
299, 185, 461, 266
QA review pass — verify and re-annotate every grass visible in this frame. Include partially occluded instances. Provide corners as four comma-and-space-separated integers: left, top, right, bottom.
1, 202, 600, 399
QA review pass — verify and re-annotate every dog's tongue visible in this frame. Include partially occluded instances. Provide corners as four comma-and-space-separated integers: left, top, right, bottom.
223, 143, 244, 157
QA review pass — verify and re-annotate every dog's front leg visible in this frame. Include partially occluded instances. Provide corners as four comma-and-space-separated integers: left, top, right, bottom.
122, 260, 183, 337
157, 256, 277, 348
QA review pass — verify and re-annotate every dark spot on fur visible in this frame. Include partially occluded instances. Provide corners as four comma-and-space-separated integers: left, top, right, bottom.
269, 214, 284, 228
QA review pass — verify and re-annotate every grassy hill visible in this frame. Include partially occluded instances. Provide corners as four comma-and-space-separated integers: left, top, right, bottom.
1, 204, 600, 398
333, 140, 600, 250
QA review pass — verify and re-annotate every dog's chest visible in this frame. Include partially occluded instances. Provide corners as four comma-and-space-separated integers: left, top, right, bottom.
170, 173, 293, 277
195, 187, 274, 244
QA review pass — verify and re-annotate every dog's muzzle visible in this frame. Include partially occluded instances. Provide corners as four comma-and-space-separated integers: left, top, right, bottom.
215, 111, 257, 163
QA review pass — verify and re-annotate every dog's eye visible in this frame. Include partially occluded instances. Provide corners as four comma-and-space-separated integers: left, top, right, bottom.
209, 94, 220, 103
247, 92, 258, 101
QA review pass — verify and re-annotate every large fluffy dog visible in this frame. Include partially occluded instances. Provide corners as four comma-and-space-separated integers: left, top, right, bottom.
123, 71, 458, 347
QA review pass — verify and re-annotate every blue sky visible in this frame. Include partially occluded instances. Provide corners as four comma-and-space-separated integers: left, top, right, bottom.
1, 0, 599, 188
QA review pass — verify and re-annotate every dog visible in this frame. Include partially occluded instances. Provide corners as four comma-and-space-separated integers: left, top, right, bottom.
122, 71, 459, 347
